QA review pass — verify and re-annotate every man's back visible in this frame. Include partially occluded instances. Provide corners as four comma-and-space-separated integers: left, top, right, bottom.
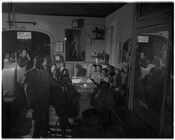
24, 67, 50, 106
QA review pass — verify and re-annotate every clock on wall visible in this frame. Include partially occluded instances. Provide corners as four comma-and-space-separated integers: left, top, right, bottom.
72, 18, 85, 28
72, 20, 78, 28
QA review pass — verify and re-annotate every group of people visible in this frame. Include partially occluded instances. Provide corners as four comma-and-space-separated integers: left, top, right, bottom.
3, 49, 31, 68
136, 51, 165, 114
23, 55, 80, 138
89, 64, 123, 88
3, 52, 16, 63
89, 64, 126, 126
3, 48, 127, 137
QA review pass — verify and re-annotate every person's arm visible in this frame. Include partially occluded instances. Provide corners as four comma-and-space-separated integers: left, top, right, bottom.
91, 78, 99, 86
24, 72, 34, 108
3, 58, 8, 63
18, 56, 28, 68
26, 53, 31, 61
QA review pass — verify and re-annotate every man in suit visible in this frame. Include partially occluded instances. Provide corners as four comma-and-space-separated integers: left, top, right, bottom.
24, 56, 50, 138
149, 56, 165, 114
138, 74, 151, 106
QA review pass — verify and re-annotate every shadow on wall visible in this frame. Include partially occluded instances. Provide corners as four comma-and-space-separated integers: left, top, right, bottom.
75, 64, 87, 77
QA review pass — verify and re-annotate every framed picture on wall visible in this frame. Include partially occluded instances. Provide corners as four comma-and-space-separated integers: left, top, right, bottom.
55, 41, 64, 52
65, 29, 85, 61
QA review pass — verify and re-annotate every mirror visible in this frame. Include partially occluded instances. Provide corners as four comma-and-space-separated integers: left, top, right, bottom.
134, 30, 168, 116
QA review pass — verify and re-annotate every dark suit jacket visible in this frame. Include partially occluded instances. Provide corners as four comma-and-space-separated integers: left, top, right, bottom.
24, 67, 50, 108
149, 67, 165, 114
18, 55, 28, 68
50, 76, 80, 117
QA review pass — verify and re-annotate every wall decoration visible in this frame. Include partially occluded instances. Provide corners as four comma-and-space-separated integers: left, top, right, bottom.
65, 29, 85, 61
72, 18, 84, 28
121, 39, 132, 66
53, 54, 64, 62
92, 27, 105, 40
55, 41, 64, 52
91, 50, 109, 64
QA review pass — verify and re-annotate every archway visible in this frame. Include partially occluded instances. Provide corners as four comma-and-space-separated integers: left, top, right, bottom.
2, 30, 53, 68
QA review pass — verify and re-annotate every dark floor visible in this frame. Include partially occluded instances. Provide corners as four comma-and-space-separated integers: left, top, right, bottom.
3, 93, 157, 138
7, 105, 122, 138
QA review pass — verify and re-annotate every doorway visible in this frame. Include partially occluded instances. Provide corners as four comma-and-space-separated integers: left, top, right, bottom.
2, 30, 51, 69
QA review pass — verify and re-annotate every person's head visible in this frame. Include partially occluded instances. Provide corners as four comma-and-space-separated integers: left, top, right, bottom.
21, 50, 27, 57
91, 64, 97, 72
96, 64, 102, 73
100, 81, 110, 93
107, 65, 115, 75
5, 53, 10, 58
153, 56, 162, 67
61, 69, 69, 77
140, 52, 145, 60
115, 68, 122, 75
43, 55, 51, 69
113, 75, 122, 88
33, 55, 43, 69
102, 68, 108, 77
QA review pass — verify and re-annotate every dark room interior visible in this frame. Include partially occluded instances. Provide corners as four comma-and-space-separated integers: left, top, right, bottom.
2, 2, 173, 138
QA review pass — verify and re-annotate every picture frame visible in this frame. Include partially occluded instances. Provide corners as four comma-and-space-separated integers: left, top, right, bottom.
55, 41, 64, 52
65, 29, 85, 61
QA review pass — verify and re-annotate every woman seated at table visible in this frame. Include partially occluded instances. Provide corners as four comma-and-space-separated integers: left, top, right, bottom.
60, 68, 72, 85
94, 64, 103, 83
60, 68, 81, 125
107, 65, 116, 86
100, 68, 109, 83
89, 64, 97, 80
90, 64, 103, 98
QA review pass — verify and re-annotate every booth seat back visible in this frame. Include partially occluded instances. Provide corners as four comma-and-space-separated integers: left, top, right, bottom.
2, 63, 17, 96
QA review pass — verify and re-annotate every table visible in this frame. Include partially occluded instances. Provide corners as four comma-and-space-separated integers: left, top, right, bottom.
72, 77, 96, 121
